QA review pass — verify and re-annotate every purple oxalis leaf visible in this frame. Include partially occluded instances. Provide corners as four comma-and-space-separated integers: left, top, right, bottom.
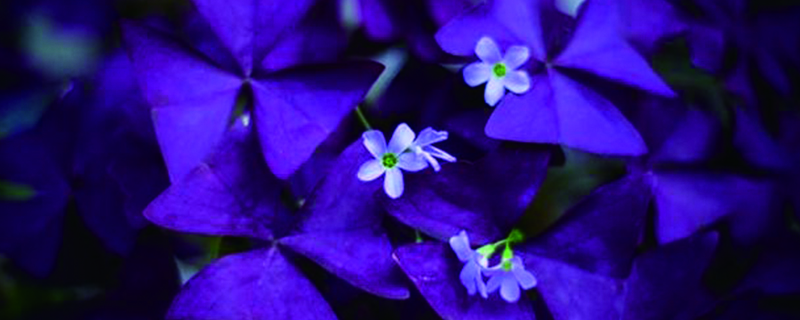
280, 140, 410, 299
144, 122, 287, 240
252, 62, 384, 179
383, 144, 550, 244
394, 242, 537, 320
168, 248, 337, 320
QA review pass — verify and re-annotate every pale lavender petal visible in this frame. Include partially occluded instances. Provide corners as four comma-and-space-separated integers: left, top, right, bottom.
500, 275, 521, 302
384, 168, 404, 199
387, 123, 416, 154
513, 267, 537, 290
476, 270, 488, 298
397, 153, 428, 172
464, 61, 492, 87
503, 71, 530, 94
425, 145, 457, 163
475, 37, 502, 64
503, 46, 530, 69
414, 128, 449, 147
485, 77, 505, 107
464, 62, 492, 87
362, 130, 387, 158
357, 159, 385, 181
449, 230, 473, 262
486, 273, 503, 293
460, 262, 480, 295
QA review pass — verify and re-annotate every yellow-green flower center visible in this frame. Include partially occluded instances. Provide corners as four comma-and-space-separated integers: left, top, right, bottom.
502, 260, 513, 271
493, 63, 507, 77
382, 153, 399, 169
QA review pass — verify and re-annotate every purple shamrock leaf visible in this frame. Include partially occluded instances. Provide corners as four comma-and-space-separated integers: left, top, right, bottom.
168, 248, 336, 320
146, 123, 410, 319
522, 174, 651, 278
437, 0, 673, 155
394, 242, 536, 320
382, 144, 550, 244
281, 139, 411, 299
123, 1, 381, 181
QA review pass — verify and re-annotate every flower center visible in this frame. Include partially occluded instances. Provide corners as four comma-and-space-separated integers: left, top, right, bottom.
492, 63, 507, 77
381, 153, 399, 169
502, 260, 513, 271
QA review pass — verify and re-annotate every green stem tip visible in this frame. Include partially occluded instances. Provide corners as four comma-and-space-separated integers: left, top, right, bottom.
354, 106, 372, 130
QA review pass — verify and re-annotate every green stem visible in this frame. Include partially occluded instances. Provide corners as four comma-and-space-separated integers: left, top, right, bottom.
415, 230, 423, 243
208, 237, 222, 260
355, 106, 372, 130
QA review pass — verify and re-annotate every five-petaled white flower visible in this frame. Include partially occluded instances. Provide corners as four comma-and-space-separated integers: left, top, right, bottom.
463, 36, 531, 107
484, 256, 537, 303
358, 123, 455, 199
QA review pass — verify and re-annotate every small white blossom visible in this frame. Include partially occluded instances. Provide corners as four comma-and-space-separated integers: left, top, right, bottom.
463, 36, 531, 106
358, 123, 454, 199
484, 256, 537, 303
449, 230, 490, 298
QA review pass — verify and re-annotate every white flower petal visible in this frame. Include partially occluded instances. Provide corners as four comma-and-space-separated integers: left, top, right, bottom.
475, 36, 502, 64
503, 70, 531, 94
387, 123, 415, 153
422, 152, 441, 172
357, 159, 385, 181
362, 130, 387, 158
397, 152, 428, 172
449, 230, 472, 262
424, 145, 457, 163
504, 46, 530, 69
383, 168, 404, 199
486, 273, 503, 293
459, 263, 479, 295
463, 62, 492, 87
513, 266, 537, 290
413, 128, 449, 147
500, 275, 521, 302
477, 273, 488, 298
484, 77, 505, 107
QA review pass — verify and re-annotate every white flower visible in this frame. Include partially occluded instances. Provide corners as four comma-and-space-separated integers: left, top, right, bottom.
449, 230, 490, 298
357, 124, 428, 199
463, 36, 531, 107
408, 128, 456, 172
484, 256, 537, 303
